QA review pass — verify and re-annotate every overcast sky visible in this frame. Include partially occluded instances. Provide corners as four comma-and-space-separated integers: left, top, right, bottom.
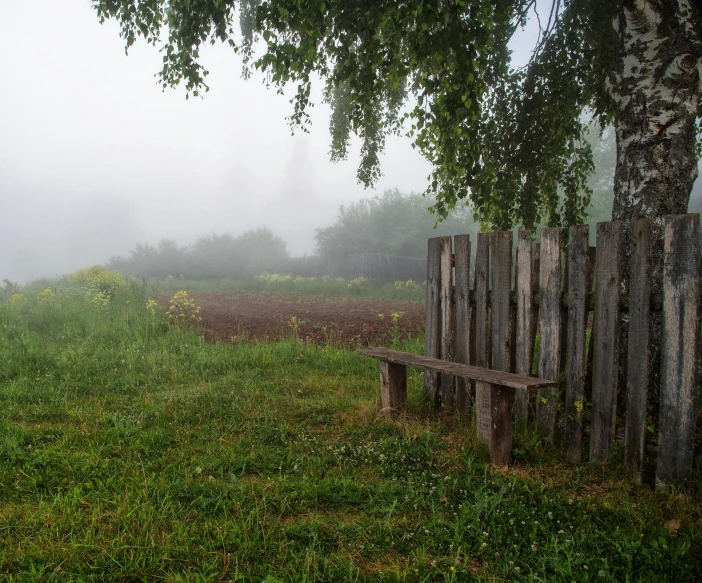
0, 1, 541, 283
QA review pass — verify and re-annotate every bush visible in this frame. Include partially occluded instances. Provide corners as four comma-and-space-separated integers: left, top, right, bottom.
71, 265, 125, 296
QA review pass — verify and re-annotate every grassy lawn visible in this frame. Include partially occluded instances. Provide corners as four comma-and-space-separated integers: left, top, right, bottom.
0, 282, 700, 582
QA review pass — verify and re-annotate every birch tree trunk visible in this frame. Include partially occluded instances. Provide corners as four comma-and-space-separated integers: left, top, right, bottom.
607, 0, 701, 463
610, 0, 701, 225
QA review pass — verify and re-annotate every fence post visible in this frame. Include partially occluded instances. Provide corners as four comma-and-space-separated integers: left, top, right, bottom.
439, 237, 454, 406
515, 231, 535, 427
656, 214, 701, 490
590, 221, 623, 463
624, 219, 652, 483
454, 234, 472, 412
565, 225, 590, 462
424, 238, 442, 402
474, 233, 491, 443
490, 231, 513, 460
537, 228, 563, 438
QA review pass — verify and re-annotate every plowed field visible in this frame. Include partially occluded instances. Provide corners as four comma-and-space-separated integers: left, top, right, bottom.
163, 291, 425, 346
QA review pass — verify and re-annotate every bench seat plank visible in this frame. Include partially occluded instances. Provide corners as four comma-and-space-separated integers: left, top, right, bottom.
357, 348, 557, 391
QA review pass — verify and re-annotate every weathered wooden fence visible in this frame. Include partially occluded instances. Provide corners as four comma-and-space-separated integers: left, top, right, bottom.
425, 214, 701, 490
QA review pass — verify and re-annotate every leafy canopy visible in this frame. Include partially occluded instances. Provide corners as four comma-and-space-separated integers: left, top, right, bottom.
94, 0, 620, 229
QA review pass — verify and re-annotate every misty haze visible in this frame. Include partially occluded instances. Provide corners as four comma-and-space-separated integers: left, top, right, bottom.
1, 1, 434, 283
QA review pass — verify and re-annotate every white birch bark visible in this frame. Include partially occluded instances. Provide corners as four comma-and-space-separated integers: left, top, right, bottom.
609, 0, 701, 226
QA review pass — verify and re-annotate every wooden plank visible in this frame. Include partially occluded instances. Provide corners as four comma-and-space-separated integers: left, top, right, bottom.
380, 361, 407, 418
589, 221, 623, 463
490, 231, 513, 459
531, 242, 541, 375
439, 236, 454, 406
515, 230, 535, 426
490, 231, 513, 373
537, 228, 562, 437
357, 348, 558, 390
474, 233, 491, 443
490, 384, 514, 466
424, 238, 442, 402
454, 234, 472, 412
656, 214, 701, 490
584, 247, 597, 406
564, 225, 590, 462
624, 219, 652, 483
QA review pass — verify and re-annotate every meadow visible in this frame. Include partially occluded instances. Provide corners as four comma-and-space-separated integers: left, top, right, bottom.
0, 275, 700, 582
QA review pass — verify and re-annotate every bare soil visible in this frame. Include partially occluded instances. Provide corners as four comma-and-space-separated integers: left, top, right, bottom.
162, 291, 425, 347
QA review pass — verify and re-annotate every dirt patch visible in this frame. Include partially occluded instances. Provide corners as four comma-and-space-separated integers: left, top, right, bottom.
161, 291, 425, 347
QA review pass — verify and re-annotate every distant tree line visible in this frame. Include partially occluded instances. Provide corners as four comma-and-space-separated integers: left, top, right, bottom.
108, 179, 625, 280
315, 189, 481, 258
107, 228, 289, 279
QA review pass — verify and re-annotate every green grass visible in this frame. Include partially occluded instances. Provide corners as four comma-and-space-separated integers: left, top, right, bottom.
0, 283, 700, 582
147, 275, 426, 303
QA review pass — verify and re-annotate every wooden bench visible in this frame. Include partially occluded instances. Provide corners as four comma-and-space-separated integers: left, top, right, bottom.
356, 348, 557, 466
358, 216, 701, 487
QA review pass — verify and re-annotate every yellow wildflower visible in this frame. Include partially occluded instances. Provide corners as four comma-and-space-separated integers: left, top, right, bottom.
37, 287, 54, 301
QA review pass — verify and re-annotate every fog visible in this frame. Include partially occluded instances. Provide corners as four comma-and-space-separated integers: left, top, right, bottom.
0, 1, 543, 283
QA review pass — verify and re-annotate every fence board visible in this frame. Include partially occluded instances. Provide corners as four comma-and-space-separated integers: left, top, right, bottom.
564, 225, 590, 462
454, 234, 472, 412
532, 242, 541, 369
590, 221, 623, 463
515, 231, 535, 426
439, 236, 454, 406
424, 238, 442, 402
490, 231, 513, 459
537, 228, 562, 437
584, 247, 597, 406
624, 219, 652, 483
491, 231, 513, 373
474, 233, 491, 443
656, 214, 701, 489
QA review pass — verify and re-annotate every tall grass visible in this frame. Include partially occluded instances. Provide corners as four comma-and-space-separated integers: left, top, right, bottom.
0, 284, 700, 582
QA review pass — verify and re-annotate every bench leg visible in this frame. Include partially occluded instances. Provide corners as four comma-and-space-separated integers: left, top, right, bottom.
490, 384, 514, 466
380, 361, 407, 418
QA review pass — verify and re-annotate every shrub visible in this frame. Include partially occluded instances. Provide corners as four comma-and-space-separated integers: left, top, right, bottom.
71, 265, 125, 296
